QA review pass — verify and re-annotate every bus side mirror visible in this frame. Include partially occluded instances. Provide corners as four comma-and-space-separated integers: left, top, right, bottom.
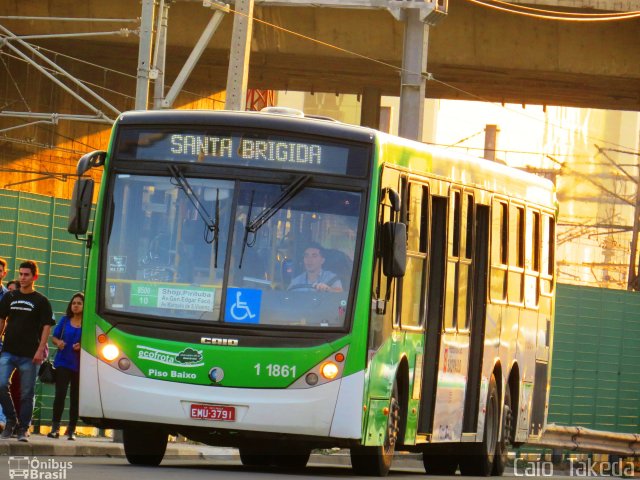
381, 221, 406, 278
68, 178, 94, 235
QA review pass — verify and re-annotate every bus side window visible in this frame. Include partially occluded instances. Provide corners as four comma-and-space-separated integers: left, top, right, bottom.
444, 189, 461, 331
541, 214, 555, 296
508, 204, 525, 305
525, 209, 541, 308
490, 199, 508, 303
400, 182, 429, 329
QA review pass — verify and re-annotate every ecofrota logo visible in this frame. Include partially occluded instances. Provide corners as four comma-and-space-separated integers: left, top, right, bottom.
8, 456, 72, 479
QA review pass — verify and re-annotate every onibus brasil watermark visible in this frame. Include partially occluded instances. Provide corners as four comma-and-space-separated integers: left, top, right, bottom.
515, 457, 636, 477
8, 456, 72, 480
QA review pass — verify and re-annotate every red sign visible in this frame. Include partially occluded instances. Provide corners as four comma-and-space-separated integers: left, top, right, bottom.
190, 404, 236, 422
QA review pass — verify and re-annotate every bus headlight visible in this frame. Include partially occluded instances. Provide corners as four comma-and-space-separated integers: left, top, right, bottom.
320, 362, 339, 380
289, 345, 349, 389
101, 344, 120, 361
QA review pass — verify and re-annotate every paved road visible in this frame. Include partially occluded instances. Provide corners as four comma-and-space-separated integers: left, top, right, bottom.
1, 455, 589, 479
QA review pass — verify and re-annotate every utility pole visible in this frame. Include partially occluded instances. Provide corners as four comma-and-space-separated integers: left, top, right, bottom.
392, 1, 447, 142
225, 0, 254, 111
153, 0, 170, 110
136, 0, 156, 110
397, 8, 429, 141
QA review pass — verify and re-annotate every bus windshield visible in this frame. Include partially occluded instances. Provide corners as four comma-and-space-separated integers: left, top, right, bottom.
103, 173, 361, 328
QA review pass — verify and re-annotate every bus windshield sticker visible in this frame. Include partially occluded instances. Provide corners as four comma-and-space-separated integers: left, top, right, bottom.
224, 288, 261, 324
130, 283, 215, 312
109, 256, 127, 273
116, 129, 367, 176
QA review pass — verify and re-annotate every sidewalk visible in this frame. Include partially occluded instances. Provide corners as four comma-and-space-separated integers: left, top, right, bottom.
0, 434, 238, 459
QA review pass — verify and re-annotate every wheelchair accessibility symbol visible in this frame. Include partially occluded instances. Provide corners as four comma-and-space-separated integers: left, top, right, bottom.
225, 288, 261, 324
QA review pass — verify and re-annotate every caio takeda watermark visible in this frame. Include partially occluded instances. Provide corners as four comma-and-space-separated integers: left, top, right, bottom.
514, 457, 636, 477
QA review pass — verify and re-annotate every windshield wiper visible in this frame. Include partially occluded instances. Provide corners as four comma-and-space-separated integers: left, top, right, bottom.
169, 165, 220, 268
239, 175, 311, 268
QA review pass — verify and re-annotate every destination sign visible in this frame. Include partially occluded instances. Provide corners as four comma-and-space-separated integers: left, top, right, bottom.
116, 128, 369, 177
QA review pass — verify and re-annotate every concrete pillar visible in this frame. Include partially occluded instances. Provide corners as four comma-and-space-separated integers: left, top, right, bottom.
360, 87, 381, 129
484, 124, 499, 161
398, 9, 429, 141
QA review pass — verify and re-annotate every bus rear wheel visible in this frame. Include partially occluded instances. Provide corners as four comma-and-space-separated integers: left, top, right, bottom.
123, 425, 168, 466
459, 374, 499, 476
350, 383, 400, 476
492, 385, 512, 476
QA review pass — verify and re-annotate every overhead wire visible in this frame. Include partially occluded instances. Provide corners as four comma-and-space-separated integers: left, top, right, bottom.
1, 5, 639, 157
229, 5, 640, 153
485, 0, 640, 17
461, 0, 640, 21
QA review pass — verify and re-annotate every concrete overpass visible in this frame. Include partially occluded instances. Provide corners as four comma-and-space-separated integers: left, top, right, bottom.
1, 0, 639, 113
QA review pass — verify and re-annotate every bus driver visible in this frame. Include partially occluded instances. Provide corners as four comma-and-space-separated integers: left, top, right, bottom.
287, 243, 343, 293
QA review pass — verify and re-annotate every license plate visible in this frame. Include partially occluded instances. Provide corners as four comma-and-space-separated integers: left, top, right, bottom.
190, 404, 236, 422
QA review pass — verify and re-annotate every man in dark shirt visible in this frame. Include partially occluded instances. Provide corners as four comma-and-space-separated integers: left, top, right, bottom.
0, 260, 54, 442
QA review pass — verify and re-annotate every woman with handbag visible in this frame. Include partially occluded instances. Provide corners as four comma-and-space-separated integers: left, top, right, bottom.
47, 292, 83, 440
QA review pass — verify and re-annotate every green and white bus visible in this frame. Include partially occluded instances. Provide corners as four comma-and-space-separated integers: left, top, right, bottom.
69, 108, 556, 476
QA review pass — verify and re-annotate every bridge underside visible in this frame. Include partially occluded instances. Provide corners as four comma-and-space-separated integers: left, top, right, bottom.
1, 1, 639, 111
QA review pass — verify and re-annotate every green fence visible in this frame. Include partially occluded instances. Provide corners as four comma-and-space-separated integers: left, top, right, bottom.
0, 188, 91, 430
549, 283, 640, 433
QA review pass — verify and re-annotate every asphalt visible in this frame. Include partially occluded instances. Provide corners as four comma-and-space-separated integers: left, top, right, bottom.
0, 434, 424, 469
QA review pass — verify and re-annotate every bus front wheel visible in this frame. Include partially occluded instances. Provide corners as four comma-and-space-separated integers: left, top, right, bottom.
123, 425, 168, 466
350, 383, 400, 476
459, 374, 499, 476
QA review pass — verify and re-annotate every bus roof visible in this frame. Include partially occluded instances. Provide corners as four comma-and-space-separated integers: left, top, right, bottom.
116, 109, 376, 145
116, 109, 555, 207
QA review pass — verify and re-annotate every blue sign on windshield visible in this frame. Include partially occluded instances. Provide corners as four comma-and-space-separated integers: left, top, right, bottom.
225, 288, 261, 324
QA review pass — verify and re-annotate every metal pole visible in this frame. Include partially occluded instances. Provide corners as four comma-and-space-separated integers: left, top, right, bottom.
225, 0, 254, 111
136, 0, 156, 110
398, 8, 429, 141
0, 24, 120, 117
161, 7, 227, 108
153, 0, 170, 109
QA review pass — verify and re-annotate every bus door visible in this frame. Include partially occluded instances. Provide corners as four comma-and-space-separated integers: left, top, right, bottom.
417, 193, 447, 436
428, 189, 478, 442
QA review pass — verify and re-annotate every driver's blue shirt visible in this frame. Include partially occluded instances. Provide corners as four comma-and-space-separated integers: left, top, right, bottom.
288, 269, 342, 291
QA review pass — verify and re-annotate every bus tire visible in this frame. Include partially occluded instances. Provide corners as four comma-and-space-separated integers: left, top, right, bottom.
123, 425, 167, 466
349, 382, 400, 476
423, 453, 458, 475
239, 447, 273, 467
492, 385, 512, 476
271, 448, 311, 469
459, 374, 499, 476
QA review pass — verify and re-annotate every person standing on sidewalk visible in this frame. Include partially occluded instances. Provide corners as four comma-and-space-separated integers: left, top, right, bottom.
0, 260, 54, 442
48, 292, 83, 441
0, 258, 9, 433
